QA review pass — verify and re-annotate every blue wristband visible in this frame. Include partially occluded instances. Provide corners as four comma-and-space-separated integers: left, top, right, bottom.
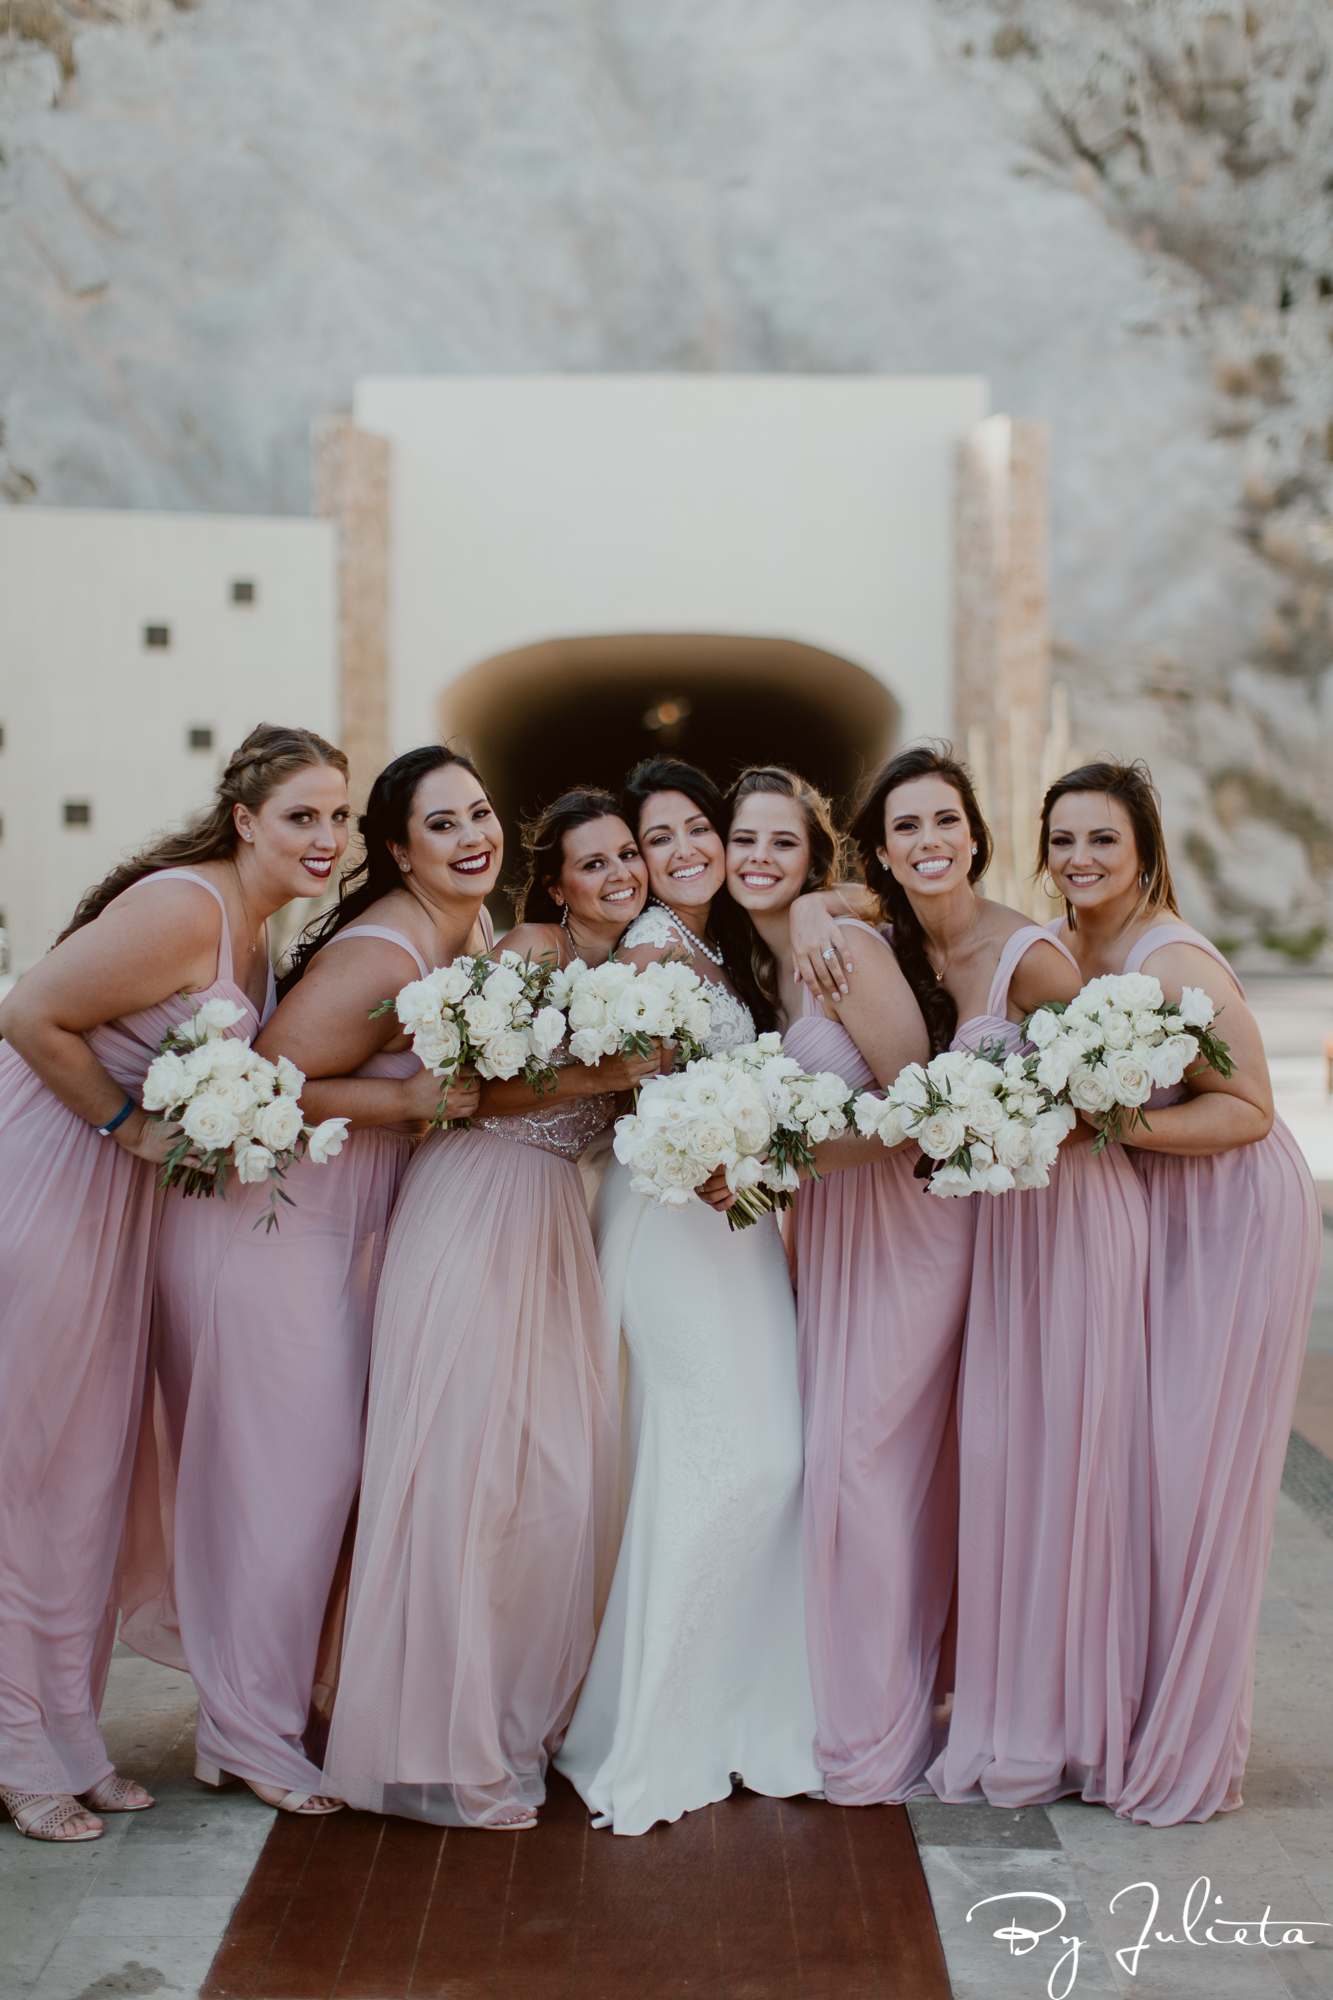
97, 1096, 136, 1138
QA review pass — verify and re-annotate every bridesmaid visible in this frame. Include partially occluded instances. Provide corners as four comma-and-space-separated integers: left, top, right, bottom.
725, 766, 975, 1802
844, 747, 1151, 1813
324, 786, 660, 1830
0, 723, 347, 1843
119, 747, 486, 1814
1039, 759, 1320, 1823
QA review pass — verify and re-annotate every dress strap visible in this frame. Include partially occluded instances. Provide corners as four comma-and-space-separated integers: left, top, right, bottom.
131, 867, 235, 986
323, 925, 430, 980
480, 905, 495, 951
984, 924, 1077, 1019
1124, 923, 1244, 998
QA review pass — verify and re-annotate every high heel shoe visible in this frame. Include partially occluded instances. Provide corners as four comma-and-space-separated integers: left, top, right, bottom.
0, 1789, 103, 1842
84, 1773, 154, 1813
195, 1756, 344, 1816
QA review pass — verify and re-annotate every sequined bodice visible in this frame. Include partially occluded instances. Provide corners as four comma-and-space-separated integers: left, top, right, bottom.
621, 907, 755, 1056
474, 1042, 616, 1162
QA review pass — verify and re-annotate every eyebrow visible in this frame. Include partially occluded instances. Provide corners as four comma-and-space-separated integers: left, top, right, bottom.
1054, 822, 1119, 836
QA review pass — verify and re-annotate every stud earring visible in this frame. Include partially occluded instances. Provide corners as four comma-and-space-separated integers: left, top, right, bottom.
1139, 871, 1149, 890
399, 861, 411, 874
970, 843, 978, 855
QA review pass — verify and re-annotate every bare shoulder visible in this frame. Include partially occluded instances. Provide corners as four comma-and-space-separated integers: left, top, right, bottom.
496, 922, 563, 966
109, 872, 225, 949
1139, 938, 1243, 1005
1009, 934, 1082, 1007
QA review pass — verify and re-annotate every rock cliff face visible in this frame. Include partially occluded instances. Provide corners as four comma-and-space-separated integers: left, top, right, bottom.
2, 0, 1330, 954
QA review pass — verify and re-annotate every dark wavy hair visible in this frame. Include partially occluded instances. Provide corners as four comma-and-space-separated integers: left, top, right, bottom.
726, 766, 843, 1017
850, 742, 992, 1054
622, 756, 775, 1033
1038, 758, 1180, 930
514, 787, 631, 924
279, 743, 488, 996
58, 723, 348, 943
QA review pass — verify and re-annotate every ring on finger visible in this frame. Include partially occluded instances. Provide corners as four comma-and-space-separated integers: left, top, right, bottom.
821, 948, 838, 962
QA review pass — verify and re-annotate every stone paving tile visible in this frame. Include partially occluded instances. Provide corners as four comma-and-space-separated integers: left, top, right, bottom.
914, 1843, 1121, 1996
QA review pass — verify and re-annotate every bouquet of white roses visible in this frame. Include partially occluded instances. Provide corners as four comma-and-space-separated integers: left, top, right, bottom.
1022, 972, 1233, 1151
613, 1033, 858, 1228
545, 955, 714, 1069
142, 998, 349, 1230
378, 950, 565, 1126
853, 1045, 1077, 1196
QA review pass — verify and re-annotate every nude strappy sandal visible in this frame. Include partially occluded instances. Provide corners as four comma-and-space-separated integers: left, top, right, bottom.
0, 1789, 103, 1842
83, 1774, 154, 1813
195, 1756, 344, 1815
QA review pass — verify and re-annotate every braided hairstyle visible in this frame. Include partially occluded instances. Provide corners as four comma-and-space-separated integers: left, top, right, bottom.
58, 723, 348, 943
514, 788, 627, 924
279, 744, 488, 995
725, 766, 843, 1016
622, 756, 776, 1033
850, 743, 992, 1054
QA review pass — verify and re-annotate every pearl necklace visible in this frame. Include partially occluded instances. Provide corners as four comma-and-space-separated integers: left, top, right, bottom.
651, 898, 726, 967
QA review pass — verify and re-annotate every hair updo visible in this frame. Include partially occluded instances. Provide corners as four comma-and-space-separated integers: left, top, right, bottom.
58, 723, 348, 943
513, 788, 629, 925
849, 742, 992, 1054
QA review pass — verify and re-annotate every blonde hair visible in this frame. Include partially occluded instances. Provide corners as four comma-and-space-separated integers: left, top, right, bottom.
58, 723, 349, 941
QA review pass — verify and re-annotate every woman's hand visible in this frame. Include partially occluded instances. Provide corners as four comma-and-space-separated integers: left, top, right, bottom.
594, 1044, 668, 1094
788, 896, 853, 1000
113, 1109, 185, 1165
697, 1164, 738, 1212
441, 1073, 483, 1122
398, 1066, 481, 1126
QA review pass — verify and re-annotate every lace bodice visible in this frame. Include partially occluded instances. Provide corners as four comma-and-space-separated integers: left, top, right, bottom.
621, 908, 755, 1056
474, 1041, 616, 1162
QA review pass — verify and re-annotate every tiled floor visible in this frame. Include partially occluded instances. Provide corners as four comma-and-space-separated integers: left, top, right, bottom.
199, 1773, 950, 2000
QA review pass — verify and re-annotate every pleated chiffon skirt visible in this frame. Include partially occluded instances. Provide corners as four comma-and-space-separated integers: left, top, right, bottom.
324, 1125, 619, 1827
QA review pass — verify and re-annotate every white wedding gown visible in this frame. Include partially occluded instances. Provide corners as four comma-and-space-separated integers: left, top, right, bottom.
555, 908, 820, 1835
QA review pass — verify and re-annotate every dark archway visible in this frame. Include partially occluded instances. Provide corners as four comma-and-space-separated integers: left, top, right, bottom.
441, 635, 899, 899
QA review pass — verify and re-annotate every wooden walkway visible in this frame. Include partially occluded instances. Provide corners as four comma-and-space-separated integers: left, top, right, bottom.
200, 1772, 951, 1999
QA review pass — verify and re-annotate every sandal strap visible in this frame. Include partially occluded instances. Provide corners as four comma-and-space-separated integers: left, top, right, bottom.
83, 1774, 151, 1812
1, 1791, 99, 1839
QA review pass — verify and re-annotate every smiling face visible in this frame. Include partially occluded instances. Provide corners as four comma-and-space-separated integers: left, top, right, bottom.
553, 815, 648, 932
236, 763, 351, 899
636, 790, 726, 913
879, 775, 974, 898
1044, 791, 1141, 917
393, 762, 503, 904
726, 792, 812, 915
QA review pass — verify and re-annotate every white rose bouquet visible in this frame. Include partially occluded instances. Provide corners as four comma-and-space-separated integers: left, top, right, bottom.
853, 1043, 1077, 1197
1022, 972, 1234, 1151
142, 998, 349, 1230
544, 955, 713, 1069
375, 951, 565, 1126
613, 1033, 858, 1229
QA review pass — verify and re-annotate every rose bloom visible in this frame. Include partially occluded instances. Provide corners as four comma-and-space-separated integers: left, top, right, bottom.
462, 995, 506, 1041
1132, 1010, 1166, 1043
993, 1117, 1033, 1170
253, 1096, 305, 1152
723, 1083, 772, 1155
916, 1106, 967, 1160
307, 1118, 349, 1165
928, 1162, 976, 1198
1100, 1010, 1133, 1050
479, 1027, 531, 1078
180, 1095, 243, 1150
967, 1092, 1007, 1141
433, 963, 473, 1006
1177, 985, 1215, 1030
1024, 1006, 1063, 1049
482, 965, 524, 1007
206, 1037, 254, 1081
1066, 1063, 1117, 1115
531, 1006, 566, 1057
195, 997, 247, 1039
395, 981, 440, 1034
1106, 1051, 1154, 1107
275, 1055, 305, 1098
143, 1051, 192, 1112
686, 1113, 739, 1169
1150, 1035, 1197, 1088
235, 1141, 277, 1186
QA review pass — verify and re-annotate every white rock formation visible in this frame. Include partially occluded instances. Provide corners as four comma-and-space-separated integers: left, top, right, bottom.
1, 0, 1330, 953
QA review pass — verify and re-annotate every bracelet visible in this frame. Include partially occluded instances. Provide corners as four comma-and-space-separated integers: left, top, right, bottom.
96, 1096, 136, 1138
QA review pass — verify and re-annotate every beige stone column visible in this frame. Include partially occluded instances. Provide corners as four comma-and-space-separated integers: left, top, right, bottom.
312, 416, 390, 815
953, 415, 1052, 912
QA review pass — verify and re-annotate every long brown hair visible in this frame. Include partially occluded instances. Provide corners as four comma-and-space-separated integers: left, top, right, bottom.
849, 742, 992, 1054
726, 766, 843, 1016
1038, 759, 1180, 930
58, 723, 348, 942
514, 788, 626, 924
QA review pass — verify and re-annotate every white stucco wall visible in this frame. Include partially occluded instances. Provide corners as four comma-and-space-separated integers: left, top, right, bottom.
352, 375, 990, 753
0, 509, 337, 972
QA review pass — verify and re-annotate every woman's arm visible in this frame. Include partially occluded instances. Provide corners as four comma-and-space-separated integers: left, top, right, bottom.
0, 881, 225, 1161
1006, 938, 1083, 1018
1115, 943, 1272, 1156
822, 933, 929, 1087
788, 886, 880, 998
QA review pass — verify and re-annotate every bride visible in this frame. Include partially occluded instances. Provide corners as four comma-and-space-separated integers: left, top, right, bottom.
556, 756, 827, 1835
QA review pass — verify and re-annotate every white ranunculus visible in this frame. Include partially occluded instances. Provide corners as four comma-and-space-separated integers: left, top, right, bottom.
531, 1006, 566, 1058
1024, 1006, 1063, 1048
196, 997, 247, 1039
253, 1096, 305, 1151
993, 1117, 1033, 1170
916, 1106, 967, 1160
461, 994, 505, 1041
1066, 1063, 1116, 1115
181, 1094, 243, 1150
307, 1117, 350, 1164
1106, 1050, 1154, 1107
143, 1051, 191, 1111
478, 1027, 531, 1078
1100, 1010, 1133, 1050
1177, 986, 1215, 1029
234, 1141, 276, 1185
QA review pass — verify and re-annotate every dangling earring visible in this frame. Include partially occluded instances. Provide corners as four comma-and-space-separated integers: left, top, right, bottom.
558, 902, 571, 935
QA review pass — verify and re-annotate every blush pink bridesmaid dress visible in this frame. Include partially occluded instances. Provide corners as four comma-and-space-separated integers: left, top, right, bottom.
1109, 924, 1321, 1824
928, 926, 1151, 1811
784, 920, 976, 1802
323, 1070, 621, 1828
120, 926, 426, 1800
0, 869, 254, 1800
